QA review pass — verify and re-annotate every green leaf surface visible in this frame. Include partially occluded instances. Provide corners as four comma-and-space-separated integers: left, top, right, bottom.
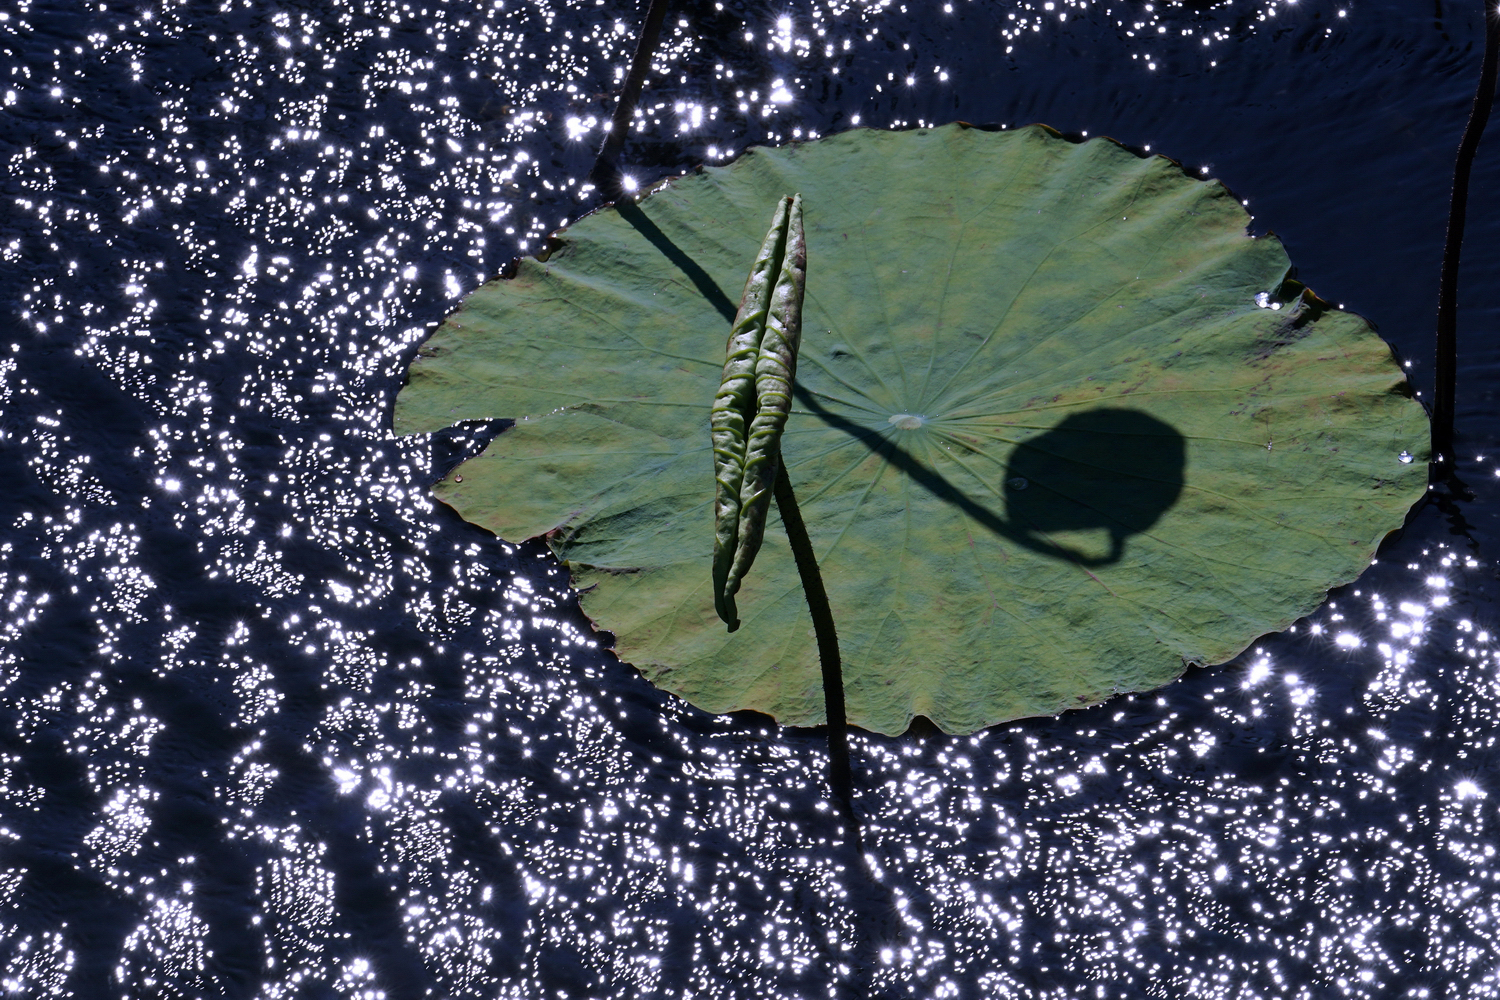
394, 124, 1428, 736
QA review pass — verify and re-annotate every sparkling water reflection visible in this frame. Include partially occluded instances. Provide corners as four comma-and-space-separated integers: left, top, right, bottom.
2, 0, 1500, 996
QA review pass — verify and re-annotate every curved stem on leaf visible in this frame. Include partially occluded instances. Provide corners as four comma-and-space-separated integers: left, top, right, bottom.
773, 461, 854, 808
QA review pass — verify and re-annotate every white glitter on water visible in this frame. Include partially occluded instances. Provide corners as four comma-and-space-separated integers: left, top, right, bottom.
0, 0, 1484, 996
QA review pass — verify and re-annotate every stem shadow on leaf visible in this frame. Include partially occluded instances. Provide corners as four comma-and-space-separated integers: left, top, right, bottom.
792, 386, 1186, 568
615, 201, 739, 324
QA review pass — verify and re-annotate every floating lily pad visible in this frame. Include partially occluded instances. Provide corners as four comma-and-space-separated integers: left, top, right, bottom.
394, 124, 1427, 736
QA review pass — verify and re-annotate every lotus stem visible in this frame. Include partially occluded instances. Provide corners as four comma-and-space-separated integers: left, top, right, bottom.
773, 461, 853, 807
588, 0, 672, 199
1432, 0, 1500, 485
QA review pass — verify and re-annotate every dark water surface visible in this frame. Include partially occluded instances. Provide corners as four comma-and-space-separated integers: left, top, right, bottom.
4, 0, 1500, 995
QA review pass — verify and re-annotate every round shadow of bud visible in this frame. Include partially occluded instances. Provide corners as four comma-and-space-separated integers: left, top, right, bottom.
1003, 407, 1186, 566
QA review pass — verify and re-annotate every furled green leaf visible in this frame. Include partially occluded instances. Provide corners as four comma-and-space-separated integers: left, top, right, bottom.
711, 194, 806, 631
393, 124, 1427, 736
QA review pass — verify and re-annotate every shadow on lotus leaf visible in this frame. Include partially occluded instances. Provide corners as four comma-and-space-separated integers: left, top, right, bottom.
616, 207, 1188, 568
1002, 408, 1185, 565
795, 389, 1186, 568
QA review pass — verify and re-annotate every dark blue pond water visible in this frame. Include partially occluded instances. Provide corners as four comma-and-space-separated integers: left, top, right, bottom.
4, 0, 1500, 995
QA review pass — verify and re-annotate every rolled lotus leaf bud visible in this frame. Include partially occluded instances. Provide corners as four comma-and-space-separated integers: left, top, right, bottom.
710, 197, 789, 630
710, 194, 805, 630
729, 195, 805, 604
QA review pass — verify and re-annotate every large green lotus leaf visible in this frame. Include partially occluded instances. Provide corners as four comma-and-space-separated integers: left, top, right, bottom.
394, 124, 1428, 736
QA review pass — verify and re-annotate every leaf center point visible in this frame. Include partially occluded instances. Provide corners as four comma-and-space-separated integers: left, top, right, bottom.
887, 413, 926, 431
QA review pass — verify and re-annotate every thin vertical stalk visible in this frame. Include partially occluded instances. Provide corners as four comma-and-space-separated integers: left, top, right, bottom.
589, 0, 672, 199
1433, 0, 1500, 482
772, 462, 853, 808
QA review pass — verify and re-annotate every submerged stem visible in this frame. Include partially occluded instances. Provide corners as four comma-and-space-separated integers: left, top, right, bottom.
772, 461, 853, 807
